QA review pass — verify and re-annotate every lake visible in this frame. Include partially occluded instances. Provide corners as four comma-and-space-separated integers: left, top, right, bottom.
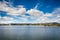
0, 25, 60, 40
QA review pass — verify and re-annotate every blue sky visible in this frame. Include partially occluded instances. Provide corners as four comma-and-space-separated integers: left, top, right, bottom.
0, 0, 60, 23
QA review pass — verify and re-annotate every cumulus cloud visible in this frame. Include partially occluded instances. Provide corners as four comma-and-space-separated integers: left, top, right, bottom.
0, 1, 60, 23
26, 9, 44, 20
44, 13, 53, 17
2, 17, 13, 21
52, 8, 60, 18
0, 16, 14, 24
51, 8, 60, 23
0, 1, 26, 16
45, 8, 60, 23
26, 8, 53, 23
27, 9, 44, 16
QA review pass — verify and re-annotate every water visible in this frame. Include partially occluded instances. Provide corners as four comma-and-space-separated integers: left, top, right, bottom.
0, 25, 60, 40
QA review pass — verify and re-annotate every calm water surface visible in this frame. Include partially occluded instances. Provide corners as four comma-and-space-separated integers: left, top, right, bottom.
0, 25, 60, 40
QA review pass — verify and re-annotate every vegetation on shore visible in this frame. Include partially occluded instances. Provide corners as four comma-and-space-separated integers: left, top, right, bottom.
0, 23, 60, 26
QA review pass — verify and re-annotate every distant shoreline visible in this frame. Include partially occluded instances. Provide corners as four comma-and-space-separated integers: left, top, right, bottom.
0, 23, 60, 26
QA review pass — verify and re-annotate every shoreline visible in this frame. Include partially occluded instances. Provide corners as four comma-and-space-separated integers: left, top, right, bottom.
0, 24, 60, 27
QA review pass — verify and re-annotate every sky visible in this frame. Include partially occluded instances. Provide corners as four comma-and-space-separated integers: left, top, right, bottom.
0, 0, 60, 23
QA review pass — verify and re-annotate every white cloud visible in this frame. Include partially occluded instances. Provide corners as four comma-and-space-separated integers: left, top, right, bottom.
39, 8, 60, 23
27, 9, 44, 17
26, 9, 50, 23
2, 17, 13, 21
44, 13, 53, 17
51, 8, 60, 17
52, 8, 60, 14
0, 16, 1, 18
26, 9, 44, 20
0, 1, 26, 16
51, 8, 60, 23
0, 1, 60, 23
0, 16, 29, 24
0, 16, 17, 24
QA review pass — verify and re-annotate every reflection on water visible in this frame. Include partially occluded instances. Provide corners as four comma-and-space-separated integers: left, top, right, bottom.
0, 25, 60, 40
